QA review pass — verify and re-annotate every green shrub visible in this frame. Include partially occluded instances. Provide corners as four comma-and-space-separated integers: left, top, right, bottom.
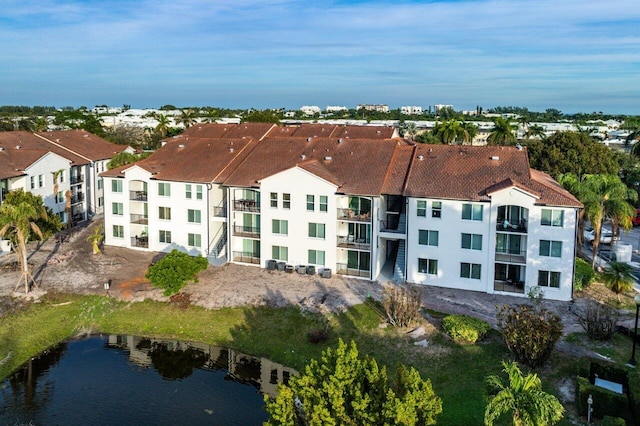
575, 257, 595, 291
442, 314, 491, 344
145, 249, 208, 296
602, 416, 626, 426
496, 304, 562, 368
575, 376, 630, 422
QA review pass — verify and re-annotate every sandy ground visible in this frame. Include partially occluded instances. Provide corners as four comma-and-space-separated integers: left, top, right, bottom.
0, 219, 633, 336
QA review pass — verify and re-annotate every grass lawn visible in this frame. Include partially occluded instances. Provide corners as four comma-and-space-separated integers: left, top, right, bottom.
0, 291, 635, 425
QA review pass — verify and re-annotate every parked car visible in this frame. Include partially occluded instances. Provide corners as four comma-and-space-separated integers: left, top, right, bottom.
583, 226, 613, 244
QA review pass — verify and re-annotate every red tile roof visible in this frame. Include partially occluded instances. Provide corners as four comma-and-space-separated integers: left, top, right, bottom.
36, 130, 128, 162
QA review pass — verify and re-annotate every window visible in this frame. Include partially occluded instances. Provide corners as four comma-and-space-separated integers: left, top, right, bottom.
185, 184, 192, 199
158, 182, 171, 197
418, 258, 438, 275
97, 179, 102, 190
188, 233, 201, 248
461, 233, 482, 250
308, 250, 325, 266
187, 209, 201, 223
159, 230, 172, 244
57, 212, 66, 223
196, 185, 203, 200
432, 201, 442, 218
418, 230, 439, 246
59, 171, 65, 183
56, 191, 65, 203
112, 202, 123, 216
38, 174, 44, 188
417, 200, 427, 217
98, 197, 103, 207
111, 180, 123, 193
30, 176, 35, 189
113, 225, 124, 238
320, 195, 328, 212
541, 209, 564, 227
272, 219, 288, 235
308, 223, 326, 239
306, 195, 314, 211
283, 193, 291, 209
538, 270, 560, 288
460, 263, 481, 279
540, 240, 562, 257
462, 203, 483, 221
270, 192, 278, 208
272, 245, 288, 261
158, 206, 171, 220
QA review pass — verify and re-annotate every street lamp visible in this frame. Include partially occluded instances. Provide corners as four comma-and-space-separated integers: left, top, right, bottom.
628, 294, 640, 366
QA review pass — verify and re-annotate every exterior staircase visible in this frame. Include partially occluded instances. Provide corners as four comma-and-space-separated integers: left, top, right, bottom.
393, 240, 406, 283
207, 224, 228, 266
397, 213, 407, 233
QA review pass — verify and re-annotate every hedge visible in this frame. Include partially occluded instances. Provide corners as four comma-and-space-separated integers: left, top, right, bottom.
441, 314, 491, 344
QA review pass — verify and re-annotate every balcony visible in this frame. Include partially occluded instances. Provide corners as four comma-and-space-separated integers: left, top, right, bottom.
131, 236, 148, 248
494, 280, 525, 294
336, 263, 370, 278
130, 214, 148, 225
232, 251, 260, 264
129, 190, 148, 201
337, 208, 371, 222
336, 235, 371, 250
233, 225, 261, 238
70, 175, 84, 185
233, 199, 260, 212
495, 249, 526, 264
71, 193, 84, 204
496, 219, 527, 233
213, 206, 227, 217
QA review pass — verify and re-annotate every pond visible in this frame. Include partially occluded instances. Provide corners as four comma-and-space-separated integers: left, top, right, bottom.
0, 335, 296, 425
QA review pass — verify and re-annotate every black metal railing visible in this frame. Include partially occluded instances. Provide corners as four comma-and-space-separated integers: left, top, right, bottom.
129, 190, 148, 201
233, 225, 261, 237
380, 220, 404, 233
495, 249, 527, 263
232, 251, 260, 264
494, 280, 525, 294
336, 263, 370, 278
70, 175, 83, 185
233, 199, 260, 212
131, 236, 149, 248
130, 214, 149, 224
71, 193, 84, 204
337, 208, 371, 222
336, 235, 371, 250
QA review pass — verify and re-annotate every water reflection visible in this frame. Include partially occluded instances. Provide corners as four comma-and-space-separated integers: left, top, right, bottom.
0, 335, 296, 425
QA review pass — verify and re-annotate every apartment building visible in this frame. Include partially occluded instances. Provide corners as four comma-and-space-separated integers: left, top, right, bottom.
101, 123, 581, 301
0, 130, 130, 223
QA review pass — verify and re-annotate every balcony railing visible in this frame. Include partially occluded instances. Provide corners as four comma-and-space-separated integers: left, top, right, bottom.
72, 213, 85, 223
233, 199, 260, 212
213, 206, 227, 217
380, 220, 405, 233
232, 251, 260, 264
131, 236, 149, 248
130, 214, 149, 225
495, 249, 527, 264
337, 208, 371, 222
494, 280, 525, 294
233, 225, 261, 238
336, 263, 370, 278
336, 235, 371, 250
71, 193, 84, 204
496, 219, 527, 233
70, 175, 84, 185
129, 190, 148, 201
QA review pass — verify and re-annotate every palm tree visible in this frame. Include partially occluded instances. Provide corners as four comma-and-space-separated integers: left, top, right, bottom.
86, 225, 104, 255
601, 261, 635, 301
487, 117, 517, 145
485, 361, 564, 426
154, 113, 171, 138
177, 109, 196, 129
524, 124, 545, 140
0, 191, 48, 293
462, 122, 478, 144
433, 119, 468, 144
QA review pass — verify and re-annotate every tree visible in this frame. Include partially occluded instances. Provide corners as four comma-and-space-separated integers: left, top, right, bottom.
601, 261, 635, 301
524, 124, 545, 140
400, 121, 418, 140
51, 169, 64, 200
0, 190, 58, 293
487, 117, 516, 145
145, 249, 208, 296
241, 109, 281, 124
177, 109, 196, 129
107, 152, 152, 170
154, 113, 171, 138
86, 225, 104, 255
433, 119, 469, 144
462, 121, 478, 144
484, 361, 564, 426
264, 339, 442, 425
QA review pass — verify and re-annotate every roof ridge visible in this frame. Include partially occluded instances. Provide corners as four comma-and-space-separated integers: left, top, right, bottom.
33, 132, 93, 163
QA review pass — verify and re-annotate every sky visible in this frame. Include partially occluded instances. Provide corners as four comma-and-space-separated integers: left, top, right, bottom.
1, 0, 639, 114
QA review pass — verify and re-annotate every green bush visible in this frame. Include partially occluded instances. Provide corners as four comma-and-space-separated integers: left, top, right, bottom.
574, 257, 595, 291
442, 315, 491, 344
496, 304, 562, 368
602, 416, 626, 426
145, 249, 208, 296
575, 376, 629, 422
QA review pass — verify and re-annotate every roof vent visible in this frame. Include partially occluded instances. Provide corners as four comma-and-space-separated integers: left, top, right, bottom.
324, 156, 332, 161
56, 139, 60, 142
15, 145, 21, 150
229, 148, 234, 153
301, 154, 306, 160
338, 138, 343, 143
491, 155, 500, 161
418, 155, 424, 161
377, 130, 381, 134
307, 137, 312, 142
83, 134, 89, 138
0, 147, 3, 151
178, 144, 185, 148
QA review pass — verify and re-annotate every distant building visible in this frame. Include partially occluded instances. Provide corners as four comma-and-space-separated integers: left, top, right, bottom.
300, 106, 321, 116
401, 106, 423, 115
357, 104, 389, 113
434, 104, 454, 114
326, 106, 348, 113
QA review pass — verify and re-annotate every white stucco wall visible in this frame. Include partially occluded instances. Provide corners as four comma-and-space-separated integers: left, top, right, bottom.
24, 152, 72, 217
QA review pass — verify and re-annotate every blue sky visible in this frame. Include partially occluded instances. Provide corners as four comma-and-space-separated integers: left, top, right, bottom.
1, 0, 639, 114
